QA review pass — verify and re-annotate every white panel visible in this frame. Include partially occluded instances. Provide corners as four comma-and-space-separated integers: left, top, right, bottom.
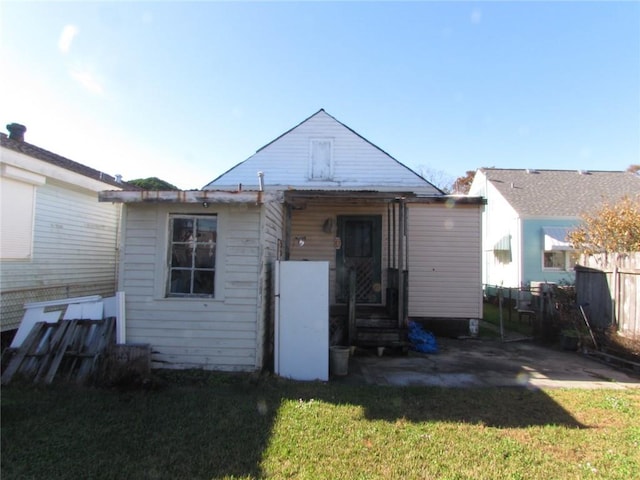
0, 177, 35, 259
276, 261, 329, 381
63, 301, 104, 320
103, 291, 126, 344
10, 308, 62, 348
310, 139, 332, 180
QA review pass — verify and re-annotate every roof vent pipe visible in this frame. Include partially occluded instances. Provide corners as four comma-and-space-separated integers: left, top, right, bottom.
257, 171, 264, 192
115, 174, 122, 183
7, 123, 26, 141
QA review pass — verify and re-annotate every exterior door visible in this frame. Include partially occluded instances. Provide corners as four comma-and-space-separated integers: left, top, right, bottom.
336, 215, 382, 304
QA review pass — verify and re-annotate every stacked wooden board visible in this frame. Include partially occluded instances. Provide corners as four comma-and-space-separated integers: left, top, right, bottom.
1, 317, 115, 385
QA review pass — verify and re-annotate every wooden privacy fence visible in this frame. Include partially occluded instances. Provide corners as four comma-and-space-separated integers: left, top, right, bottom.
575, 253, 640, 339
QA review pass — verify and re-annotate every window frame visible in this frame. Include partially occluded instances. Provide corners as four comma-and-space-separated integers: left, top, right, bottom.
542, 249, 578, 272
166, 213, 217, 298
309, 138, 334, 181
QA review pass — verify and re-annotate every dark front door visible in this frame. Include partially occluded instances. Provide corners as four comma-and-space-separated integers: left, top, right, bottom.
336, 215, 382, 304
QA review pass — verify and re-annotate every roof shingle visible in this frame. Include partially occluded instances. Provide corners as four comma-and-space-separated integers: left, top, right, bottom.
479, 168, 640, 217
1, 132, 132, 189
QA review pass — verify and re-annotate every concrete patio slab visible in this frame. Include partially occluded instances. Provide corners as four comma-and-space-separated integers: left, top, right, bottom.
336, 337, 640, 389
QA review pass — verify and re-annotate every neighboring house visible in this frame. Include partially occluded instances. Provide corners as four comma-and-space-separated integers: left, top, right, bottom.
0, 124, 126, 346
469, 168, 640, 291
100, 110, 484, 372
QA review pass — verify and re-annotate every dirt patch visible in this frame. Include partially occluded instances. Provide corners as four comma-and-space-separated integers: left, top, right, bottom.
595, 329, 640, 364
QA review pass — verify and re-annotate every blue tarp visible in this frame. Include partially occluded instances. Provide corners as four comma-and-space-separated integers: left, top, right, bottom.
408, 321, 438, 354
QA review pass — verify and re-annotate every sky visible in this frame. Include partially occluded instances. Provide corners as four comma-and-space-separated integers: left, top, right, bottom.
1, 1, 639, 190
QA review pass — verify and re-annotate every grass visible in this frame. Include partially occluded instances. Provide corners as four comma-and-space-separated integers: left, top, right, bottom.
2, 371, 639, 480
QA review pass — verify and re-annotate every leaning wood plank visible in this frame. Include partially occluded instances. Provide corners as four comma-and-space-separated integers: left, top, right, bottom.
77, 318, 115, 383
64, 320, 92, 381
75, 322, 98, 382
34, 321, 72, 383
21, 325, 54, 378
43, 320, 80, 384
91, 318, 116, 375
1, 322, 47, 385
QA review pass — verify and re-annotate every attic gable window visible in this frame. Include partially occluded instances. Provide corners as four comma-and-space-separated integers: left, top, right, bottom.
167, 214, 217, 297
309, 139, 333, 180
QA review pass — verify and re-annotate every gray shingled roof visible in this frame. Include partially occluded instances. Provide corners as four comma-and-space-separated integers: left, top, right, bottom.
1, 132, 133, 189
480, 168, 640, 217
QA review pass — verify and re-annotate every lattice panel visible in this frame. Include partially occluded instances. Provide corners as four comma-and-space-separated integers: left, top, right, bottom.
352, 258, 376, 303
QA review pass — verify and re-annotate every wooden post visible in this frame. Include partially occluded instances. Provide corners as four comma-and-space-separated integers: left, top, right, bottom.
498, 287, 504, 341
397, 199, 405, 328
348, 268, 356, 345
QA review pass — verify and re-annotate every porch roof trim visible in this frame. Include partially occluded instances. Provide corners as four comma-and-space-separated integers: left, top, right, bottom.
283, 190, 486, 205
98, 189, 283, 204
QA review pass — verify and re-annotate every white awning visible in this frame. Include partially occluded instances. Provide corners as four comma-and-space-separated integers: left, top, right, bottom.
543, 227, 573, 251
493, 234, 511, 251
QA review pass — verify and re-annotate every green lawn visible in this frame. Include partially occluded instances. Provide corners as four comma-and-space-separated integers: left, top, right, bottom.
2, 372, 639, 479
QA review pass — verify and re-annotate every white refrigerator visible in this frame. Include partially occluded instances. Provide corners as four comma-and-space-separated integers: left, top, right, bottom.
274, 261, 329, 381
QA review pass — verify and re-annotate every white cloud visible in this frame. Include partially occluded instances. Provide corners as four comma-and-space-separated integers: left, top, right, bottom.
58, 25, 79, 54
470, 9, 482, 25
70, 70, 104, 95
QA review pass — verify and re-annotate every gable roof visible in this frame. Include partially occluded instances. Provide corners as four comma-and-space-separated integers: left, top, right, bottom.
204, 109, 442, 195
478, 168, 640, 217
1, 132, 131, 189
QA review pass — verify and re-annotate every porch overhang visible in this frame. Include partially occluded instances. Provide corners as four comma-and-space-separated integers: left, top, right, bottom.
99, 189, 283, 205
283, 190, 485, 206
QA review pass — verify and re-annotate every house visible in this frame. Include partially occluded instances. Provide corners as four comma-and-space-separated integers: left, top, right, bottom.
0, 124, 126, 347
100, 110, 485, 372
469, 168, 640, 292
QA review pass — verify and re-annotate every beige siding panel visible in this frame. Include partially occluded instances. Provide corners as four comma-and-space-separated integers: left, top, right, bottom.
289, 201, 391, 304
120, 202, 267, 371
408, 204, 482, 318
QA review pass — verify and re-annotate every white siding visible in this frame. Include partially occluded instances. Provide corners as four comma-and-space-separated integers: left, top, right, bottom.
120, 201, 275, 371
1, 179, 121, 331
206, 111, 439, 194
470, 170, 521, 289
407, 204, 483, 318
